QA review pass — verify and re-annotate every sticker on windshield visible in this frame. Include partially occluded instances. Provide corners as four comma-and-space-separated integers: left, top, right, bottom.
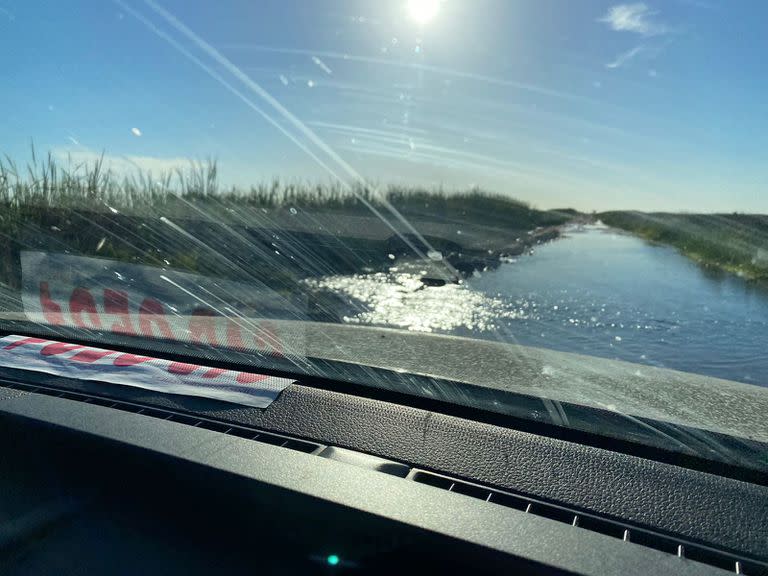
0, 335, 294, 408
19, 251, 307, 360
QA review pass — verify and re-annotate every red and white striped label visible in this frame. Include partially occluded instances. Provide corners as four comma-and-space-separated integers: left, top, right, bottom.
0, 335, 294, 408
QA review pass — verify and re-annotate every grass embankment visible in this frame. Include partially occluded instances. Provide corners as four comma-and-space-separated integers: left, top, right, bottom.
0, 152, 571, 289
600, 211, 768, 281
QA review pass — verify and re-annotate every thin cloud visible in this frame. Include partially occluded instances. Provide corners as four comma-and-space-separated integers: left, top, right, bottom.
606, 41, 668, 70
606, 45, 645, 69
599, 3, 667, 36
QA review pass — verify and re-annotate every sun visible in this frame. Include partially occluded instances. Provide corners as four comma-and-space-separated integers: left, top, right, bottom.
407, 0, 440, 24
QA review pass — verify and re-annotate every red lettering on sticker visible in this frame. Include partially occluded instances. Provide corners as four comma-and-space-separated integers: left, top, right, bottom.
138, 298, 174, 339
235, 372, 268, 384
188, 308, 219, 346
225, 319, 245, 350
40, 342, 85, 356
69, 348, 115, 363
3, 337, 48, 350
69, 287, 102, 329
39, 282, 64, 325
104, 289, 135, 335
201, 368, 225, 379
167, 362, 199, 375
113, 353, 154, 367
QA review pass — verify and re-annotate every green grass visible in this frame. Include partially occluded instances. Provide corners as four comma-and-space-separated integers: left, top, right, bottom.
0, 151, 570, 289
0, 151, 565, 225
599, 211, 768, 281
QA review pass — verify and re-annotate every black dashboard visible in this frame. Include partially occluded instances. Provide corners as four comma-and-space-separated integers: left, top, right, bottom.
0, 367, 766, 575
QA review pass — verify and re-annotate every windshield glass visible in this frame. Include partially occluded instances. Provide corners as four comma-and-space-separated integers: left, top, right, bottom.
2, 1, 767, 456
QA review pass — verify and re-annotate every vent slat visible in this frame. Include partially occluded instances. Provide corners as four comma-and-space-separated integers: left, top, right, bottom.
686, 545, 740, 572
167, 414, 202, 426
449, 481, 492, 501
120, 404, 146, 414
487, 491, 529, 512
255, 433, 291, 447
196, 420, 236, 433
527, 503, 576, 525
226, 427, 260, 440
410, 471, 454, 490
630, 530, 680, 555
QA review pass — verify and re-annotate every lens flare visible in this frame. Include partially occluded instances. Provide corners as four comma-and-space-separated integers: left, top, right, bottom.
407, 0, 440, 24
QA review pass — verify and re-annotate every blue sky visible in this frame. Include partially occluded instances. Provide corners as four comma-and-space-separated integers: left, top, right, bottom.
1, 0, 766, 211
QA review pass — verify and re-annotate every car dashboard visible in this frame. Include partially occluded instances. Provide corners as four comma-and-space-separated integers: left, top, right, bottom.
0, 367, 766, 575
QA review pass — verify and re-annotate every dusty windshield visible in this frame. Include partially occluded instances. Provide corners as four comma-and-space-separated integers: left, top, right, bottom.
1, 1, 767, 448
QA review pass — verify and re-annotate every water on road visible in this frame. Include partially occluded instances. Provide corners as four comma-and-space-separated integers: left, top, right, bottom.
316, 225, 768, 387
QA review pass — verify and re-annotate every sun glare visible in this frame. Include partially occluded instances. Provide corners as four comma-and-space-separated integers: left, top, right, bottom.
407, 0, 440, 24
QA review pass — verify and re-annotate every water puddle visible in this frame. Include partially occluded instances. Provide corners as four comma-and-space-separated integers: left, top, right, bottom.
306, 262, 532, 332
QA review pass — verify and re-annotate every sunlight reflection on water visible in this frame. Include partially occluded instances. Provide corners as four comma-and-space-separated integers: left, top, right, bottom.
308, 268, 533, 332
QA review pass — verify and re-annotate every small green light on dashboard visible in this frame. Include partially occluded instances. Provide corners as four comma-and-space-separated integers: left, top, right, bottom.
326, 554, 340, 566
